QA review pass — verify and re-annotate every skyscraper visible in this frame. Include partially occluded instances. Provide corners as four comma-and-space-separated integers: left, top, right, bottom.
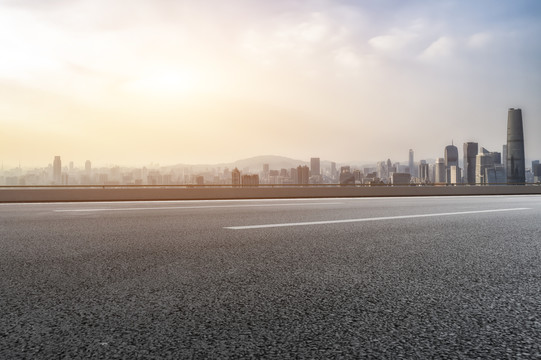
310, 158, 320, 176
418, 160, 429, 183
506, 108, 525, 184
434, 158, 446, 184
463, 142, 478, 184
444, 144, 459, 184
331, 162, 337, 180
297, 165, 310, 184
53, 156, 61, 185
449, 165, 462, 185
408, 149, 415, 177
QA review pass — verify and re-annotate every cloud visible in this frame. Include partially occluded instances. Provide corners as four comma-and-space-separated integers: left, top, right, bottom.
467, 32, 492, 49
419, 36, 455, 61
333, 47, 361, 70
368, 28, 419, 52
238, 8, 367, 78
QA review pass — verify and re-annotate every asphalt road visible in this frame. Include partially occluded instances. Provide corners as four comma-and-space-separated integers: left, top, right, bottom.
1, 195, 541, 358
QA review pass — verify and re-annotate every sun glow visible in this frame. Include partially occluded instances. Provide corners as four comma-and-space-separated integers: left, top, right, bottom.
124, 68, 203, 97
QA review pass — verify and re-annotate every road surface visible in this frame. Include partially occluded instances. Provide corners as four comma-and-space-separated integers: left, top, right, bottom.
1, 195, 541, 358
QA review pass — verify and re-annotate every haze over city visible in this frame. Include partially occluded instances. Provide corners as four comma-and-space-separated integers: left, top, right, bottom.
1, 0, 540, 168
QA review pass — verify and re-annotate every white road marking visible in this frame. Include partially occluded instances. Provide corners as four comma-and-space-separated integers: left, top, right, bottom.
225, 208, 531, 230
54, 202, 343, 212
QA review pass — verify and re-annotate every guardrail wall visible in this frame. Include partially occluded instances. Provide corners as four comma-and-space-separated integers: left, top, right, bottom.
1, 185, 540, 203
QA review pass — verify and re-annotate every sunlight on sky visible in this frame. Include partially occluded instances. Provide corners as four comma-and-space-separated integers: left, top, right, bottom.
123, 68, 206, 98
0, 0, 540, 167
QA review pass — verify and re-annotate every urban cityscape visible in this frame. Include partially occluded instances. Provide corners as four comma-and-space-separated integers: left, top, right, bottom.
2, 108, 539, 187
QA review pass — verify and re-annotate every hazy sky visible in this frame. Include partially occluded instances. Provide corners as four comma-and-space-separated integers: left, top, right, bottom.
1, 0, 540, 167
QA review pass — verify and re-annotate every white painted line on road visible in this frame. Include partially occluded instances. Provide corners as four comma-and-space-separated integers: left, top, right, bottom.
225, 208, 531, 230
53, 202, 343, 212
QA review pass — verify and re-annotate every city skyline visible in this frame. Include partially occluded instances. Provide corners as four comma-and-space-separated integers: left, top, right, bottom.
2, 106, 539, 170
1, 1, 540, 167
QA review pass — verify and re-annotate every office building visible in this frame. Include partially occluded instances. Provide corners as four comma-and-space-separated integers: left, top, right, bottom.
310, 158, 320, 176
434, 158, 446, 184
449, 165, 461, 185
376, 161, 387, 180
290, 168, 298, 183
53, 156, 61, 185
231, 168, 241, 186
444, 144, 459, 184
486, 165, 506, 185
476, 152, 493, 185
418, 160, 429, 183
339, 166, 355, 185
391, 173, 411, 185
297, 165, 309, 184
463, 142, 478, 184
506, 108, 525, 184
502, 145, 507, 170
242, 174, 259, 186
476, 148, 504, 184
409, 149, 415, 177
533, 162, 541, 183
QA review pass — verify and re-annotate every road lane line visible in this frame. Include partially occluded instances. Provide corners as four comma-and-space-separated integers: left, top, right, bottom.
54, 202, 343, 212
225, 208, 531, 230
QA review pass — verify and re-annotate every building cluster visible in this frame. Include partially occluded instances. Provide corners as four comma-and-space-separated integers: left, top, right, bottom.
369, 108, 539, 186
2, 109, 539, 187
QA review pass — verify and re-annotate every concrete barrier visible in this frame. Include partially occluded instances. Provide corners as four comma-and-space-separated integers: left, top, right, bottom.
1, 185, 541, 203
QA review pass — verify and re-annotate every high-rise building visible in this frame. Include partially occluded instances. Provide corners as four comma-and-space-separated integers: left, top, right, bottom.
297, 165, 309, 184
310, 158, 320, 176
449, 165, 461, 185
502, 145, 507, 169
476, 152, 493, 185
231, 168, 241, 186
418, 160, 429, 182
463, 142, 478, 184
85, 160, 91, 175
53, 156, 61, 185
533, 162, 541, 183
241, 174, 259, 186
444, 144, 459, 184
408, 149, 415, 177
434, 158, 446, 184
290, 168, 298, 183
486, 165, 506, 185
339, 166, 355, 185
477, 148, 505, 184
507, 108, 525, 184
376, 161, 387, 180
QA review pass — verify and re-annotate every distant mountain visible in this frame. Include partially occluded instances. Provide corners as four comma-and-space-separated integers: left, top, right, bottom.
166, 155, 309, 173
229, 155, 308, 172
165, 155, 389, 173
